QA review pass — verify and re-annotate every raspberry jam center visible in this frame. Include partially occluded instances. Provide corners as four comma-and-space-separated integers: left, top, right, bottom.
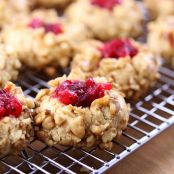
53, 78, 112, 107
91, 0, 122, 10
0, 89, 22, 119
101, 39, 138, 58
28, 18, 63, 34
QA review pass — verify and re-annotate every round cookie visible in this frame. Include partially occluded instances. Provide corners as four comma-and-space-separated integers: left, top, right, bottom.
65, 0, 144, 40
0, 44, 21, 87
0, 82, 35, 156
147, 16, 174, 68
143, 0, 174, 20
0, 9, 92, 72
71, 39, 161, 100
34, 69, 130, 149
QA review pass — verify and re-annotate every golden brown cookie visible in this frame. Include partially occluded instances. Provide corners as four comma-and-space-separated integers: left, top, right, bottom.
71, 39, 161, 100
0, 9, 92, 72
147, 16, 174, 68
65, 0, 144, 40
34, 69, 129, 149
0, 82, 35, 156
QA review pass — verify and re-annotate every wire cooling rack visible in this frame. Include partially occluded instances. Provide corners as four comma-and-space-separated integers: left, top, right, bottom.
0, 65, 173, 174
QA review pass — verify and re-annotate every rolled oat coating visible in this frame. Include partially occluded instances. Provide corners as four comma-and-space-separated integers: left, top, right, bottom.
34, 70, 129, 149
0, 45, 21, 87
147, 16, 174, 68
0, 82, 35, 156
65, 0, 144, 40
0, 9, 92, 70
71, 39, 161, 100
143, 0, 174, 20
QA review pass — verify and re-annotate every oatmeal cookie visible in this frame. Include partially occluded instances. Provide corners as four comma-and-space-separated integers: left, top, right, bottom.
0, 82, 35, 156
65, 0, 144, 40
0, 9, 91, 71
0, 45, 21, 87
143, 0, 174, 20
147, 16, 174, 68
34, 69, 129, 149
71, 39, 161, 100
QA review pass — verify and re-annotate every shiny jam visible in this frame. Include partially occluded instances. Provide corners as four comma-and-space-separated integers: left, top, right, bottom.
0, 89, 22, 119
91, 0, 122, 10
53, 78, 112, 107
101, 39, 138, 58
28, 18, 63, 34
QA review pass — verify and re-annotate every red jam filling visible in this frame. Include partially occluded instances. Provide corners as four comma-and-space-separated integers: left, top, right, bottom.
0, 89, 22, 119
53, 78, 112, 107
28, 18, 63, 35
101, 39, 138, 58
91, 0, 122, 10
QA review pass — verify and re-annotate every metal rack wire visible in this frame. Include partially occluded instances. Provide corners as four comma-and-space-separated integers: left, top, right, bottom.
0, 65, 173, 174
